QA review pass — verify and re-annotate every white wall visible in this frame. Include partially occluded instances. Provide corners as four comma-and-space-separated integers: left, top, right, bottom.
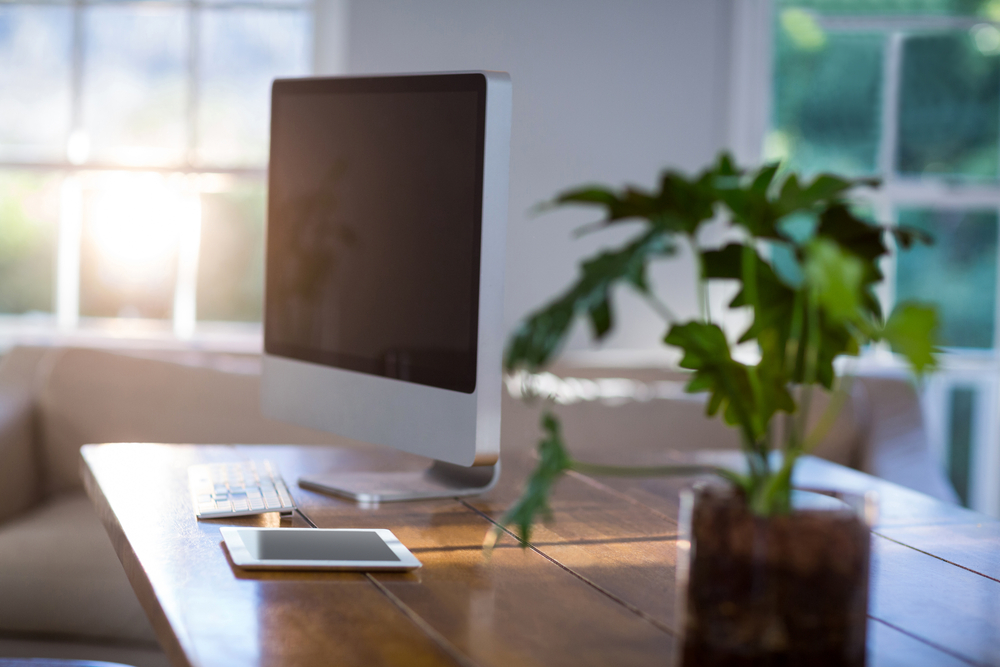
316, 0, 740, 357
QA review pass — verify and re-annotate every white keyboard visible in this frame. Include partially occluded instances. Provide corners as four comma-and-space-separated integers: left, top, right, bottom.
189, 460, 297, 520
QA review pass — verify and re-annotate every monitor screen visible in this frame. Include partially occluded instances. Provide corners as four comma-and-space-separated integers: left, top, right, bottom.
265, 74, 487, 394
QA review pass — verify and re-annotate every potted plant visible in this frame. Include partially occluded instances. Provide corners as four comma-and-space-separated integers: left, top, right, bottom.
486, 154, 938, 665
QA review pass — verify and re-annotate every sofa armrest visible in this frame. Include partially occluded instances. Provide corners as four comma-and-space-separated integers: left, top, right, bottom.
856, 375, 960, 504
0, 346, 55, 525
0, 387, 38, 525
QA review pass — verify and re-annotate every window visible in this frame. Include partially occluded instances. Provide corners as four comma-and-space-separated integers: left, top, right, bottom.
0, 0, 313, 344
772, 0, 1000, 515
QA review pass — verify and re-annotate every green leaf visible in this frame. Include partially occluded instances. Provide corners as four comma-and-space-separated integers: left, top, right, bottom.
665, 321, 796, 448
704, 242, 856, 390
802, 238, 864, 324
777, 173, 856, 212
486, 412, 572, 549
701, 243, 745, 280
882, 302, 939, 376
817, 205, 886, 263
721, 169, 873, 241
770, 242, 805, 289
751, 163, 780, 194
505, 230, 675, 370
555, 185, 660, 224
664, 321, 762, 443
588, 297, 612, 338
888, 225, 934, 250
714, 152, 740, 178
800, 173, 855, 203
777, 212, 818, 244
553, 187, 618, 206
550, 165, 720, 236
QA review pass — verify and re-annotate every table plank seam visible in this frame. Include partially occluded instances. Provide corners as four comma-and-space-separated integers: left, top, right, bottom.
298, 504, 478, 667
458, 499, 678, 638
364, 573, 479, 667
869, 618, 985, 667
565, 470, 681, 525
874, 532, 1000, 585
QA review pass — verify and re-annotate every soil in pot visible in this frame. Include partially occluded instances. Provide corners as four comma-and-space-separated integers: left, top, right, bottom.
679, 486, 872, 667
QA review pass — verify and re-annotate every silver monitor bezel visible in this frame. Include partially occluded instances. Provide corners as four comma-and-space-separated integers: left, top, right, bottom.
261, 71, 510, 468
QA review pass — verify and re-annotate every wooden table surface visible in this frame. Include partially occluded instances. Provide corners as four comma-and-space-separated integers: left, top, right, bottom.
81, 441, 1000, 667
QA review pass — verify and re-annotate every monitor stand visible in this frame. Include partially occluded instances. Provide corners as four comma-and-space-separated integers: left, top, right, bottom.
298, 460, 500, 503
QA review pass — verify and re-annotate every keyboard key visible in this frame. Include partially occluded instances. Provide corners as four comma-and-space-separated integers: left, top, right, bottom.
190, 460, 297, 520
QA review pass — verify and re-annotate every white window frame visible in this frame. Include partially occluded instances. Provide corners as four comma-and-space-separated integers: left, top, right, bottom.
732, 1, 1000, 516
0, 0, 317, 351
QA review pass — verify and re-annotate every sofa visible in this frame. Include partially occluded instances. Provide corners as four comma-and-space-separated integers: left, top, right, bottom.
0, 347, 342, 666
0, 345, 957, 665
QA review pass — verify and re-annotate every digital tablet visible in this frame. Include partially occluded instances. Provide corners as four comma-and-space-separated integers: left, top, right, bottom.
220, 527, 422, 571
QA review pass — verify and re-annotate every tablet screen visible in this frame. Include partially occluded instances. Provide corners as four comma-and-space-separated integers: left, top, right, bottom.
250, 530, 400, 562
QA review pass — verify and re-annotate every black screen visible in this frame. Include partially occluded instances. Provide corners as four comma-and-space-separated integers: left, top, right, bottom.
265, 75, 486, 393
250, 530, 400, 562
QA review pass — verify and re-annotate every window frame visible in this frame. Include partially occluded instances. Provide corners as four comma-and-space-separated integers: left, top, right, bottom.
751, 2, 1000, 516
0, 0, 314, 346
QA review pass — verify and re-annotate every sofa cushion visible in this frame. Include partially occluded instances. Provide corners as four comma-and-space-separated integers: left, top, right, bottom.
0, 493, 156, 643
36, 348, 340, 496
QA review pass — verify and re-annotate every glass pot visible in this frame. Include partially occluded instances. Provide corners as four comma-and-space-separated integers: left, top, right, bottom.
676, 484, 877, 666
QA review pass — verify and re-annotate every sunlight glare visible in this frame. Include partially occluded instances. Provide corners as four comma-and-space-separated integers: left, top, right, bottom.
87, 172, 199, 289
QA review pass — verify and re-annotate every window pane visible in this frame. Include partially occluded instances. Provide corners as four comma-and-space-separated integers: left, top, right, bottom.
895, 208, 998, 348
197, 178, 265, 322
898, 32, 1000, 179
0, 171, 59, 314
0, 5, 72, 162
79, 172, 182, 319
197, 9, 311, 167
947, 385, 976, 506
82, 5, 187, 167
772, 28, 883, 177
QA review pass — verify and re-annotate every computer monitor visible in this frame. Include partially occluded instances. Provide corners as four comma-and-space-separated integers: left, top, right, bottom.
260, 72, 511, 502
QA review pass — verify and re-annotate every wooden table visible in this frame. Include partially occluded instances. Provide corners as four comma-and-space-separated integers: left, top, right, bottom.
81, 442, 1000, 667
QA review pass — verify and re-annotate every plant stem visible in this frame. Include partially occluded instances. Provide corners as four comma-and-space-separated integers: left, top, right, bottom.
794, 290, 821, 451
785, 289, 805, 378
643, 292, 679, 324
758, 450, 798, 515
801, 374, 855, 453
690, 236, 709, 322
741, 244, 759, 316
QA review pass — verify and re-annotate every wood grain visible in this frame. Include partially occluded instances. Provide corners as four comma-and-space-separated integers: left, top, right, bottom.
875, 521, 1000, 580
82, 444, 462, 667
264, 447, 678, 667
869, 535, 1000, 666
82, 442, 997, 667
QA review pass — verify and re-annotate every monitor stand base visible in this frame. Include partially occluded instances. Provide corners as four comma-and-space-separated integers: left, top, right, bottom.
298, 460, 500, 503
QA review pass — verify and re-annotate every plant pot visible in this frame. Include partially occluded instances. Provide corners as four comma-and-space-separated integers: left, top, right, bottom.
676, 484, 876, 666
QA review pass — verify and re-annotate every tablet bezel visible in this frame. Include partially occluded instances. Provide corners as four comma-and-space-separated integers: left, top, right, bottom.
221, 527, 422, 571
